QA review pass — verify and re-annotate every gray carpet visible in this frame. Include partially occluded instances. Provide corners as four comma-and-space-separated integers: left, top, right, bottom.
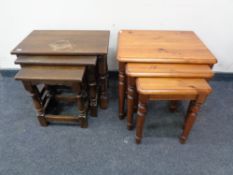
0, 75, 233, 175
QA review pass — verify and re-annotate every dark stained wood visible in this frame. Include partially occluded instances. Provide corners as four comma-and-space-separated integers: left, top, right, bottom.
15, 66, 85, 82
45, 115, 81, 123
127, 76, 136, 130
12, 30, 110, 109
22, 81, 48, 126
87, 66, 97, 116
98, 55, 108, 109
16, 65, 88, 127
118, 62, 126, 119
169, 101, 179, 112
54, 95, 77, 103
72, 83, 88, 128
11, 30, 110, 55
15, 55, 97, 66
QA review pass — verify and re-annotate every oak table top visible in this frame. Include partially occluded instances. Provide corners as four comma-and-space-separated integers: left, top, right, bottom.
117, 30, 217, 64
15, 56, 97, 66
11, 30, 110, 55
15, 66, 85, 82
11, 30, 110, 109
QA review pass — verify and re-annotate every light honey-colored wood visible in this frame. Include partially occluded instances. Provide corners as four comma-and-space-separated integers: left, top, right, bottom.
136, 78, 212, 95
117, 30, 217, 120
134, 77, 212, 144
117, 30, 217, 64
126, 63, 213, 78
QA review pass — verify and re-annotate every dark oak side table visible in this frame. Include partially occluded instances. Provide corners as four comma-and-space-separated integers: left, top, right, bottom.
11, 30, 110, 109
15, 55, 98, 116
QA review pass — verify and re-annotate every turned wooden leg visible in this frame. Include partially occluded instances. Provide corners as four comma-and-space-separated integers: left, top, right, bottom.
135, 94, 148, 144
98, 55, 108, 109
134, 91, 138, 113
169, 100, 179, 112
184, 100, 195, 125
22, 81, 48, 126
118, 62, 126, 120
72, 83, 88, 128
127, 76, 136, 130
87, 66, 97, 117
180, 94, 208, 144
46, 85, 58, 105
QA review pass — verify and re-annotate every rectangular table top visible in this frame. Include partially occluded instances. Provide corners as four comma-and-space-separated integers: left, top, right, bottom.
126, 63, 213, 78
15, 55, 97, 66
117, 30, 217, 65
15, 66, 85, 82
11, 30, 110, 55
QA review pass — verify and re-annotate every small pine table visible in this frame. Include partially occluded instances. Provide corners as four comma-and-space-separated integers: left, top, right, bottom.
117, 30, 217, 119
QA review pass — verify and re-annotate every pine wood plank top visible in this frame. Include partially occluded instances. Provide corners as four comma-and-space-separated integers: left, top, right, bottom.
15, 66, 85, 82
11, 30, 110, 55
126, 63, 213, 78
15, 56, 97, 66
136, 78, 212, 95
117, 30, 217, 64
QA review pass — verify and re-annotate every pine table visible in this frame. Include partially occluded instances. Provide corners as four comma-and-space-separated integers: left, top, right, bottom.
117, 30, 217, 119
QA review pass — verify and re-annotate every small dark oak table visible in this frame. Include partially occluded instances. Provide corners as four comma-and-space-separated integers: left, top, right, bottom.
11, 30, 110, 109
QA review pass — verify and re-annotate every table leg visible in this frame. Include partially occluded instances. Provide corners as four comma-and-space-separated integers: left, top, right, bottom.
180, 94, 207, 144
184, 100, 195, 126
98, 55, 108, 109
87, 66, 97, 117
169, 100, 179, 112
118, 62, 126, 119
22, 81, 48, 126
72, 83, 88, 128
135, 94, 148, 144
127, 76, 136, 130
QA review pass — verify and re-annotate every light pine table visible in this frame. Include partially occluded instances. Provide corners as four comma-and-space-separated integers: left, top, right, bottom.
117, 30, 217, 119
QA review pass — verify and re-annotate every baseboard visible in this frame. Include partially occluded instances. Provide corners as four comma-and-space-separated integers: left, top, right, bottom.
0, 69, 19, 78
1, 69, 233, 81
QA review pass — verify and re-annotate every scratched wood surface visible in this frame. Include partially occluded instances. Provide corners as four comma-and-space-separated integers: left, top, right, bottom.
11, 30, 110, 55
15, 55, 97, 66
117, 30, 217, 65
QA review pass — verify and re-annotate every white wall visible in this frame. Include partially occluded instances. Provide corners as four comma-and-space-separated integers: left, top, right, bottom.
1, 0, 233, 72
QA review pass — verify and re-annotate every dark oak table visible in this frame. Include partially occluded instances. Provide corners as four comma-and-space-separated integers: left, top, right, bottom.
15, 66, 88, 127
11, 30, 110, 109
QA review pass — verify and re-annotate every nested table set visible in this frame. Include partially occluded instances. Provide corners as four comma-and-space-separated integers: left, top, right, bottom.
11, 29, 217, 144
117, 30, 217, 144
11, 30, 110, 127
